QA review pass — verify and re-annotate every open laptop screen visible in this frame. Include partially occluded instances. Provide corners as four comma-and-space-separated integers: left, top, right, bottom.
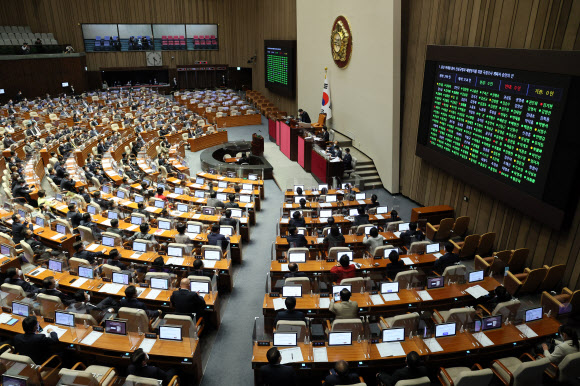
482, 315, 502, 331
525, 307, 543, 323
105, 319, 127, 335
426, 243, 440, 254
435, 322, 456, 338
468, 270, 484, 283
55, 311, 75, 327
382, 328, 405, 342
273, 332, 297, 346
427, 277, 444, 289
380, 281, 399, 294
328, 331, 352, 346
288, 252, 306, 263
159, 325, 182, 341
190, 281, 210, 294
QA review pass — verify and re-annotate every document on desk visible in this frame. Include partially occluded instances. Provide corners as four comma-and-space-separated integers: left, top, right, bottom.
473, 332, 494, 347
376, 342, 406, 357
167, 257, 185, 266
43, 325, 68, 339
272, 298, 287, 310
357, 200, 366, 205
370, 294, 385, 305
29, 267, 47, 276
433, 253, 443, 259
86, 244, 99, 251
81, 331, 103, 346
100, 219, 112, 227
241, 189, 253, 194
71, 278, 88, 288
382, 293, 400, 302
319, 217, 328, 223
203, 260, 217, 269
319, 203, 332, 208
216, 188, 224, 192
154, 229, 165, 236
313, 347, 329, 362
146, 289, 161, 300
317, 238, 324, 243
393, 231, 402, 237
280, 347, 304, 364
56, 204, 68, 211
280, 264, 289, 272
139, 338, 156, 353
127, 224, 139, 231
280, 218, 289, 224
50, 233, 65, 240
319, 298, 331, 309
401, 257, 414, 265
424, 338, 444, 352
516, 324, 538, 338
192, 214, 202, 219
374, 214, 384, 220
187, 233, 199, 240
285, 204, 293, 208
0, 313, 12, 324
99, 283, 124, 294
417, 290, 433, 301
465, 285, 489, 299
167, 193, 179, 198
145, 207, 158, 213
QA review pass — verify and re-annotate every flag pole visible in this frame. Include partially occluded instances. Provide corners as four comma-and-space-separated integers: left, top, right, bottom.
325, 67, 328, 79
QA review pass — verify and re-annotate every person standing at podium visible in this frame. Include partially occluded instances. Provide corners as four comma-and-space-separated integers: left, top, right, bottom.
298, 108, 311, 123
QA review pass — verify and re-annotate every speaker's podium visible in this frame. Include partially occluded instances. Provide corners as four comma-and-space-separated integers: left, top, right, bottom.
252, 133, 264, 156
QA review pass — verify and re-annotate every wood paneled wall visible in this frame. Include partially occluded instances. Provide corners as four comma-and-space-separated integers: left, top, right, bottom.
0, 0, 297, 112
400, 0, 580, 288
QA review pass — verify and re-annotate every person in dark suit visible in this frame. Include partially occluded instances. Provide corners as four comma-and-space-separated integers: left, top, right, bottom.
399, 222, 424, 245
106, 248, 128, 270
219, 209, 238, 228
80, 213, 102, 240
289, 210, 306, 228
105, 218, 123, 236
128, 348, 175, 386
323, 226, 345, 250
284, 262, 307, 279
433, 242, 460, 274
385, 250, 406, 280
324, 360, 360, 385
3, 134, 15, 148
12, 178, 36, 206
224, 194, 239, 209
286, 226, 308, 248
73, 241, 105, 265
353, 207, 370, 227
274, 296, 306, 325
384, 210, 402, 223
66, 203, 83, 229
259, 347, 297, 386
40, 276, 73, 305
4, 267, 38, 294
119, 285, 161, 318
170, 278, 207, 317
11, 213, 30, 244
377, 351, 428, 386
60, 172, 76, 192
298, 109, 311, 123
342, 148, 352, 171
13, 316, 59, 365
364, 194, 379, 212
207, 224, 229, 251
321, 126, 330, 142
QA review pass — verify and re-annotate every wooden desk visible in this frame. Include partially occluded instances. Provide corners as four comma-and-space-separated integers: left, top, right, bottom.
215, 114, 261, 128
311, 150, 344, 184
411, 205, 454, 225
278, 216, 400, 237
188, 131, 228, 152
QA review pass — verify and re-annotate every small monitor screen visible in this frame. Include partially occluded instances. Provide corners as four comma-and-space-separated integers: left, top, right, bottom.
56, 193, 63, 201
157, 183, 165, 190
230, 208, 243, 218
216, 193, 227, 201
35, 217, 45, 227
204, 250, 220, 260
12, 302, 29, 317
242, 183, 253, 191
134, 195, 144, 203
293, 185, 304, 194
290, 210, 302, 219
62, 82, 69, 87
150, 277, 169, 290
320, 209, 332, 218
376, 206, 389, 214
18, 209, 26, 218
525, 307, 543, 323
339, 251, 354, 261
112, 272, 129, 285
355, 193, 366, 200
2, 374, 29, 386
482, 315, 502, 331
468, 270, 484, 283
87, 205, 97, 215
190, 280, 210, 293
381, 282, 399, 294
158, 220, 171, 230
202, 207, 215, 215
48, 259, 62, 272
133, 241, 147, 252
328, 331, 352, 346
332, 285, 352, 300
220, 226, 233, 236
294, 196, 305, 204
426, 243, 440, 254
435, 323, 457, 338
159, 325, 182, 341
102, 236, 115, 247
318, 184, 328, 191
187, 224, 201, 234
168, 246, 183, 257
427, 277, 444, 289
218, 181, 228, 188
288, 252, 306, 263
55, 311, 75, 327
326, 195, 337, 203
364, 226, 373, 235
398, 223, 410, 231
282, 285, 302, 298
131, 216, 143, 225
195, 190, 205, 198
382, 328, 405, 342
116, 190, 125, 199
0, 245, 11, 256
105, 319, 127, 335
78, 266, 94, 279
349, 208, 358, 216
196, 177, 205, 184
102, 186, 110, 194
297, 228, 305, 235
177, 204, 189, 212
248, 173, 258, 180
240, 195, 251, 203
273, 332, 297, 347
107, 211, 118, 220
154, 200, 165, 209
56, 224, 67, 235
174, 187, 184, 195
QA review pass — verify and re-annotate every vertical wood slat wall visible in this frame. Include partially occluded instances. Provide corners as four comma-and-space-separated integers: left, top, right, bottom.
0, 0, 297, 113
400, 0, 580, 289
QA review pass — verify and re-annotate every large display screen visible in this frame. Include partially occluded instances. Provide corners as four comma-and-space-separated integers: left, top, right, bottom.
416, 46, 580, 229
264, 40, 296, 97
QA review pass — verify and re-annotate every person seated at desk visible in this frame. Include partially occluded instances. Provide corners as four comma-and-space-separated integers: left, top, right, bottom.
134, 202, 151, 220
364, 194, 379, 212
80, 212, 102, 240
320, 126, 330, 142
284, 262, 307, 279
4, 267, 38, 294
77, 186, 92, 205
327, 141, 342, 159
12, 178, 36, 207
155, 186, 168, 202
66, 289, 109, 315
540, 324, 579, 364
36, 190, 51, 207
295, 186, 303, 196
106, 218, 124, 236
298, 198, 308, 210
330, 254, 355, 284
376, 351, 428, 386
207, 190, 225, 208
384, 210, 401, 223
127, 223, 158, 246
67, 203, 83, 229
219, 209, 238, 228
40, 276, 74, 305
353, 207, 370, 227
73, 241, 105, 265
106, 248, 128, 270
224, 193, 239, 208
128, 348, 176, 386
60, 172, 76, 193
298, 108, 311, 123
330, 288, 358, 320
170, 278, 206, 317
119, 285, 161, 318
207, 224, 229, 251
274, 296, 306, 325
362, 227, 385, 255
22, 229, 53, 263
259, 347, 297, 386
286, 226, 308, 248
289, 210, 306, 228
323, 360, 360, 385
174, 222, 193, 250
11, 213, 30, 245
324, 226, 345, 250
399, 222, 424, 245
92, 191, 109, 210
13, 316, 59, 366
433, 242, 459, 275
385, 250, 405, 280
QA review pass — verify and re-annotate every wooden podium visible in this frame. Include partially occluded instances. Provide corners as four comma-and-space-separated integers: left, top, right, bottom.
252, 133, 264, 156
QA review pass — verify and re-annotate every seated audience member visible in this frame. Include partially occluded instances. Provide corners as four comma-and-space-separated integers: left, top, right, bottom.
155, 186, 168, 202
190, 258, 213, 278
67, 203, 83, 228
330, 254, 356, 284
207, 191, 225, 208
170, 278, 207, 317
128, 348, 176, 386
365, 194, 379, 212
148, 256, 171, 273
433, 242, 459, 274
13, 316, 59, 365
480, 285, 512, 311
274, 296, 306, 325
377, 351, 428, 386
80, 212, 102, 239
385, 250, 405, 280
259, 347, 297, 386
295, 186, 303, 196
207, 224, 229, 251
384, 210, 401, 223
22, 228, 52, 262
284, 262, 307, 278
219, 209, 238, 228
330, 288, 358, 319
362, 227, 384, 255
399, 222, 424, 244
324, 360, 360, 385
66, 289, 110, 314
40, 276, 73, 305
106, 248, 128, 270
119, 285, 161, 318
11, 213, 30, 244
353, 207, 369, 227
286, 226, 308, 248
105, 218, 123, 236
127, 223, 158, 246
36, 190, 50, 207
324, 226, 346, 250
4, 267, 38, 294
174, 222, 193, 253
73, 241, 105, 264
541, 324, 579, 364
224, 193, 239, 208
289, 210, 306, 228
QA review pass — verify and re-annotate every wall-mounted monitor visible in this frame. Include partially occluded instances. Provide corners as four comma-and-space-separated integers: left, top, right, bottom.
264, 40, 296, 98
